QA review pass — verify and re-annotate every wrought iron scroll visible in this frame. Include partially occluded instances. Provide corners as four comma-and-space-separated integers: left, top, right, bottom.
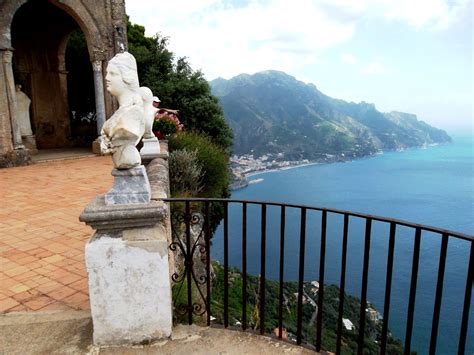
169, 204, 209, 321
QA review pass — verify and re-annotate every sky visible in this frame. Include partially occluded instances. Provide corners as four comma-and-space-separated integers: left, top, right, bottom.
126, 0, 473, 132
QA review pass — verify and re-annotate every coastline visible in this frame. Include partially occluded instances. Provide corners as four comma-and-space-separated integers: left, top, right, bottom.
235, 152, 368, 184
230, 141, 452, 191
245, 161, 322, 178
231, 159, 345, 190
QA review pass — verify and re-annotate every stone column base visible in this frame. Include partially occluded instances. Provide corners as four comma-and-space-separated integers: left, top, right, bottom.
0, 148, 31, 168
22, 135, 38, 155
92, 138, 102, 155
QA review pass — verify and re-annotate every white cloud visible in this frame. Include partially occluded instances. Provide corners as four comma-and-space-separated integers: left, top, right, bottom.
363, 61, 390, 75
126, 0, 357, 80
381, 0, 471, 29
341, 53, 357, 64
318, 0, 471, 29
126, 0, 469, 80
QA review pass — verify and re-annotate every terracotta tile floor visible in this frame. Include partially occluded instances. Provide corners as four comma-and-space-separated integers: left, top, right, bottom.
0, 156, 113, 312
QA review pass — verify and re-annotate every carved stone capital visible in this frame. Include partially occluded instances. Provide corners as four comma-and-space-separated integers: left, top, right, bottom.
91, 48, 108, 63
92, 60, 103, 72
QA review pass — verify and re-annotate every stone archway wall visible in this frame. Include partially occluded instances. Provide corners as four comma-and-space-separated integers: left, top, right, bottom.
12, 2, 81, 148
0, 0, 127, 165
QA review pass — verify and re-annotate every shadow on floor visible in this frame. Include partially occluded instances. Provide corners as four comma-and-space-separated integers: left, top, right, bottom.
31, 148, 96, 163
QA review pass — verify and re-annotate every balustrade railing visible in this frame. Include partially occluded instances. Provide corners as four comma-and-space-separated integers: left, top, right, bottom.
164, 198, 473, 354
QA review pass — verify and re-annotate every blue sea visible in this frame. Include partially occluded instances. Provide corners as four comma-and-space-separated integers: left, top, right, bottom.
212, 135, 473, 354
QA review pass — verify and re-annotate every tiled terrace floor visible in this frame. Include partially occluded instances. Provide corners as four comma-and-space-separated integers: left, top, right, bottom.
0, 156, 113, 312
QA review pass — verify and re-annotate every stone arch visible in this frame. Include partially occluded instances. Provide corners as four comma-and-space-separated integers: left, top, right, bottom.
0, 0, 125, 165
9, 0, 100, 148
0, 0, 106, 62
49, 0, 108, 62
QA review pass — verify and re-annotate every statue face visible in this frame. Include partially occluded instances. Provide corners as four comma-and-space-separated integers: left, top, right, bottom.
105, 63, 127, 97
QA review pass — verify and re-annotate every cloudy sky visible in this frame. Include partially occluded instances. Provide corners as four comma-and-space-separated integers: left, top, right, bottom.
126, 0, 473, 132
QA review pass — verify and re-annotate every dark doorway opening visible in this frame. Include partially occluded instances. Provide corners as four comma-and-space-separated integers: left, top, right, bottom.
66, 30, 97, 147
11, 0, 95, 150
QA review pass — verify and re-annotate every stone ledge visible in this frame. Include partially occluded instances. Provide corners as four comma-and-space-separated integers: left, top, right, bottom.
80, 195, 167, 232
141, 152, 168, 167
147, 155, 170, 200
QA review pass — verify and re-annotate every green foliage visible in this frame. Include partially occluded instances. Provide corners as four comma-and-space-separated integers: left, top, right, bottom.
169, 132, 229, 198
172, 280, 206, 325
127, 20, 233, 150
168, 132, 230, 233
207, 263, 406, 354
169, 149, 204, 197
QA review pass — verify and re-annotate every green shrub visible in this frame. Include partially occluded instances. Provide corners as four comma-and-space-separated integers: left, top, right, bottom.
169, 132, 230, 234
169, 149, 204, 197
169, 132, 230, 198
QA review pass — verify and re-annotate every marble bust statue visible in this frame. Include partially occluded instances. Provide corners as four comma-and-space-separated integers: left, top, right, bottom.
15, 85, 32, 136
140, 86, 158, 139
100, 52, 146, 169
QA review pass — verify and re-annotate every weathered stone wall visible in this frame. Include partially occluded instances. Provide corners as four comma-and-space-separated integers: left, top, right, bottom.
0, 0, 127, 167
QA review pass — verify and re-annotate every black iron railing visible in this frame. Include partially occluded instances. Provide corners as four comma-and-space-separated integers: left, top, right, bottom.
164, 198, 473, 354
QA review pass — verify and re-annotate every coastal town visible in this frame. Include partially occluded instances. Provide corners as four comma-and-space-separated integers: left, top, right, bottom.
230, 152, 359, 190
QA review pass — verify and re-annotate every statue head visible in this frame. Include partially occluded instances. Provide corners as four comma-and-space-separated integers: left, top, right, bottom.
105, 52, 140, 97
140, 86, 154, 105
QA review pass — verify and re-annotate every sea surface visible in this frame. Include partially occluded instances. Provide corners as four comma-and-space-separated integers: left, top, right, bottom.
211, 135, 473, 354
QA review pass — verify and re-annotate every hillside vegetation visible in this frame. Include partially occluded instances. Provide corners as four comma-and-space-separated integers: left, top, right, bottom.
211, 71, 451, 161
210, 263, 405, 354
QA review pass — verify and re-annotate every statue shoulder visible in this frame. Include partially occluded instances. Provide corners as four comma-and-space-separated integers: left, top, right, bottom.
116, 101, 144, 118
16, 90, 31, 104
102, 101, 145, 135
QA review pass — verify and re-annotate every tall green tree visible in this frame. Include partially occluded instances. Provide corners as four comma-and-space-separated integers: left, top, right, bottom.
127, 20, 233, 150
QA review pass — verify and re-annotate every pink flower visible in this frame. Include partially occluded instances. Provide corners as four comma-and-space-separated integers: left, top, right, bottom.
153, 110, 184, 137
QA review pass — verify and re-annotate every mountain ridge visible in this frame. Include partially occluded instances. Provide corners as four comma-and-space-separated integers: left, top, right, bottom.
210, 70, 451, 161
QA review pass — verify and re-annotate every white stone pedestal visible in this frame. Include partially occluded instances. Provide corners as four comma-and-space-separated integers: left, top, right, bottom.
140, 137, 161, 158
80, 194, 173, 346
85, 228, 172, 345
140, 140, 169, 166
